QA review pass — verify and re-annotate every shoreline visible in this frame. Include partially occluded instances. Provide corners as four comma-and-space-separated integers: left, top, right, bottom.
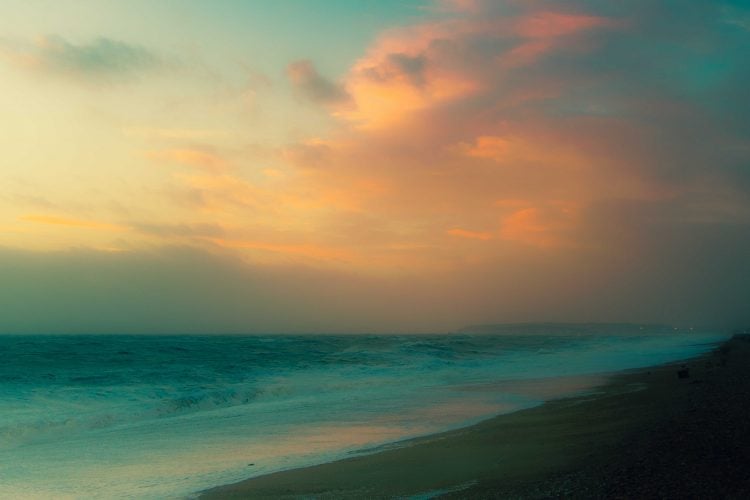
201, 336, 750, 498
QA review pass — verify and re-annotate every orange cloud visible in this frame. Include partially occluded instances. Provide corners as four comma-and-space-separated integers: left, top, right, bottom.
281, 139, 334, 170
148, 148, 228, 172
462, 136, 513, 159
70, 0, 732, 282
123, 127, 234, 141
260, 4, 638, 268
333, 22, 480, 129
21, 215, 127, 232
176, 173, 266, 212
447, 228, 493, 241
459, 133, 587, 174
327, 7, 613, 131
338, 69, 476, 130
500, 203, 580, 248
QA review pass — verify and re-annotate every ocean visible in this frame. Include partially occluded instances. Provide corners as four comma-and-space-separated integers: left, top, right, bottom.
0, 328, 726, 499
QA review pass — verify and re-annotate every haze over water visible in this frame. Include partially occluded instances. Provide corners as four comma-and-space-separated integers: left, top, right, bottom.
0, 328, 726, 498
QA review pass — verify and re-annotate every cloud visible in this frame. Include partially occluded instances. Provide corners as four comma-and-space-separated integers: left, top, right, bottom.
131, 222, 226, 239
148, 148, 229, 172
284, 0, 749, 226
322, 3, 614, 130
0, 35, 164, 83
20, 214, 127, 232
1, 230, 748, 334
8, 1, 749, 331
280, 139, 333, 169
210, 238, 352, 263
499, 203, 579, 248
123, 127, 235, 141
0, 246, 463, 334
286, 59, 349, 105
257, 0, 750, 319
447, 228, 493, 241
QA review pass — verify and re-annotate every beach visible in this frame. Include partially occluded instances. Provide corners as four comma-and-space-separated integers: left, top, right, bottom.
5, 331, 728, 498
202, 335, 750, 499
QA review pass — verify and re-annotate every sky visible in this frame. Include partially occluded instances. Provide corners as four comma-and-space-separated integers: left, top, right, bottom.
1, 0, 749, 334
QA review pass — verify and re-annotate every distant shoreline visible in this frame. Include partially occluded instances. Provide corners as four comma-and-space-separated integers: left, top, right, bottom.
200, 335, 750, 499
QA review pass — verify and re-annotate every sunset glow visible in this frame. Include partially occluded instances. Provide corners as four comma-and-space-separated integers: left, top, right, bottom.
1, 0, 749, 332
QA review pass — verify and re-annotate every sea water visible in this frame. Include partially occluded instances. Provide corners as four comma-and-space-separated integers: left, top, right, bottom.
0, 328, 726, 499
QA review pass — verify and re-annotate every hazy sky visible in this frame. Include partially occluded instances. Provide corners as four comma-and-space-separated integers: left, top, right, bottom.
1, 0, 749, 333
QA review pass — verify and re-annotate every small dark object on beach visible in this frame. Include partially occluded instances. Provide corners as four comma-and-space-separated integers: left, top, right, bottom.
677, 368, 690, 379
248, 463, 254, 467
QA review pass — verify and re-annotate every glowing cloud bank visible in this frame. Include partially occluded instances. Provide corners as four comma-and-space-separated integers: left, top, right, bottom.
0, 0, 748, 332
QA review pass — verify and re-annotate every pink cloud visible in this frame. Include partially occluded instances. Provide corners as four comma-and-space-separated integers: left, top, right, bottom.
516, 11, 612, 39
138, 0, 748, 290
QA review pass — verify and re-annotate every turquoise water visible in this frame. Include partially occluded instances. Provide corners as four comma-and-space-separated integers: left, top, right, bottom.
0, 329, 726, 498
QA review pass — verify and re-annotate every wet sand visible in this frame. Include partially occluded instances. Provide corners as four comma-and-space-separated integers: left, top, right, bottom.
201, 335, 750, 499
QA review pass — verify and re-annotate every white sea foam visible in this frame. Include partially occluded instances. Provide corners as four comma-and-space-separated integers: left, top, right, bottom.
0, 329, 727, 498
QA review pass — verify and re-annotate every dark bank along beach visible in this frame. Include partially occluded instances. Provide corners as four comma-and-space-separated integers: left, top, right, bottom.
202, 334, 750, 499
